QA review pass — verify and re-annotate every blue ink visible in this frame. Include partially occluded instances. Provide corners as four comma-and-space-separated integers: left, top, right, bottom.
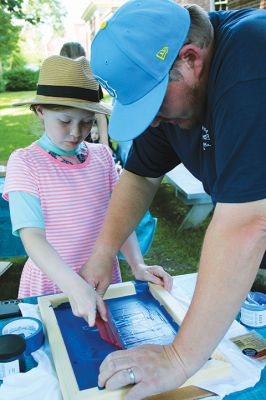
54, 282, 179, 390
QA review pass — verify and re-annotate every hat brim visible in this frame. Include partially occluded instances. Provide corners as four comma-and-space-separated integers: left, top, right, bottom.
13, 97, 112, 115
108, 73, 169, 141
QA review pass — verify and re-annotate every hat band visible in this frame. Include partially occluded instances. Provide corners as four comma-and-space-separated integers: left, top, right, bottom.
37, 84, 102, 102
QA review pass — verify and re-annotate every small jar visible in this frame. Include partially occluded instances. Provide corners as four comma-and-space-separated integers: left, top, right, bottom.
240, 292, 266, 328
0, 334, 26, 380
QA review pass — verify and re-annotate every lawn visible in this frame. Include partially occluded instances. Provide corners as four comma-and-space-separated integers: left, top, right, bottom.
0, 90, 210, 299
0, 91, 42, 160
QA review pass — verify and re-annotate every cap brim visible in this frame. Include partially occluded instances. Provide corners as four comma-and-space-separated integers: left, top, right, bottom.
12, 99, 112, 115
108, 75, 169, 141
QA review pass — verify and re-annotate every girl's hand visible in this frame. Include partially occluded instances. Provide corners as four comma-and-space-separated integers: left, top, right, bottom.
18, 227, 108, 327
66, 275, 107, 327
133, 263, 173, 292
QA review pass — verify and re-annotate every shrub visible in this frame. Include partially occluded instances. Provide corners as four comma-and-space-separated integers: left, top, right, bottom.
3, 67, 39, 91
0, 76, 6, 93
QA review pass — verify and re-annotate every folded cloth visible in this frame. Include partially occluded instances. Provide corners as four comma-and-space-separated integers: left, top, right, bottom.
171, 274, 266, 399
0, 303, 63, 400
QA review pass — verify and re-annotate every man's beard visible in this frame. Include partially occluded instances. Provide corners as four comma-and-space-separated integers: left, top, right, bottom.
179, 83, 206, 130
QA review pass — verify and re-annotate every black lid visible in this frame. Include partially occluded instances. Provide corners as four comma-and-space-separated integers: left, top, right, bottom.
0, 334, 26, 360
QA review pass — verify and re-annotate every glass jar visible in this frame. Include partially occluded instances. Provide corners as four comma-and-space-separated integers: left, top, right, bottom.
0, 334, 26, 380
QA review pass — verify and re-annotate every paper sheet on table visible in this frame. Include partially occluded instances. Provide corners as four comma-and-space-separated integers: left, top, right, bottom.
0, 303, 63, 400
171, 273, 266, 399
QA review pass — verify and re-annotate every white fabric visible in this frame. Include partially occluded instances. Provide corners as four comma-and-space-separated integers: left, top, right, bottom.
0, 304, 62, 400
171, 273, 266, 399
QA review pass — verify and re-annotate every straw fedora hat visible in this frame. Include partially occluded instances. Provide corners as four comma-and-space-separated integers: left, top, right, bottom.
13, 55, 112, 115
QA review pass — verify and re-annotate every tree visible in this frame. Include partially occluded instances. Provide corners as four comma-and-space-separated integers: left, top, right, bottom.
0, 0, 65, 70
0, 7, 21, 69
1, 0, 40, 24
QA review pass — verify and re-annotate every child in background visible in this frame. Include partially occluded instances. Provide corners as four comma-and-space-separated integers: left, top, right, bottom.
3, 56, 172, 325
59, 41, 86, 58
85, 120, 100, 143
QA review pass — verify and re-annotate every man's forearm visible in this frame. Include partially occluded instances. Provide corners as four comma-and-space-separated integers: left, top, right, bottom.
173, 200, 266, 377
95, 171, 162, 256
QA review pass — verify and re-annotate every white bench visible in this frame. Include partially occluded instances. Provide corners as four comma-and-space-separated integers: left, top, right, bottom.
165, 164, 213, 230
0, 261, 12, 277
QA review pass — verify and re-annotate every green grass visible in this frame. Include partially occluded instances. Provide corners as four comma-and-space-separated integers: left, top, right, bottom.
0, 91, 211, 299
120, 182, 210, 281
0, 91, 42, 160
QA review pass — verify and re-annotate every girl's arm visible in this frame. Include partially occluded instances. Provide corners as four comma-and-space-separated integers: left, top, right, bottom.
20, 227, 107, 326
120, 231, 173, 291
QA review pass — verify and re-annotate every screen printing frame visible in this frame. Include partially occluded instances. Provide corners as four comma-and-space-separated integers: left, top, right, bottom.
38, 281, 230, 400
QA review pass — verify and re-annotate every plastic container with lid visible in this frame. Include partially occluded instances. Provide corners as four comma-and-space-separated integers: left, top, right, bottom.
0, 334, 26, 379
240, 291, 266, 328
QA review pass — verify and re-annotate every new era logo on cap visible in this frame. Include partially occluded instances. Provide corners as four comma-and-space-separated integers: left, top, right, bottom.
156, 47, 169, 61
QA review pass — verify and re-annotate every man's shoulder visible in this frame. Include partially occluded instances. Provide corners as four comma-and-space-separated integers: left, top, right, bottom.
209, 8, 266, 30
210, 8, 266, 58
208, 8, 266, 105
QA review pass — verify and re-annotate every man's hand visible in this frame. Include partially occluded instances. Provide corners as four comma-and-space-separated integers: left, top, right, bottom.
133, 263, 173, 292
79, 250, 114, 296
98, 344, 188, 400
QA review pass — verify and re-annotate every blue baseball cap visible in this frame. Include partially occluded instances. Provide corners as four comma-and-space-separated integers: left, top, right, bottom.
91, 0, 190, 141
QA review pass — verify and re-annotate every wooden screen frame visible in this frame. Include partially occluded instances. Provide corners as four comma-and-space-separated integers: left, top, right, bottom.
38, 281, 229, 400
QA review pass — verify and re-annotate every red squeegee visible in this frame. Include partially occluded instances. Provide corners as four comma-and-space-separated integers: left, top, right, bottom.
95, 307, 123, 350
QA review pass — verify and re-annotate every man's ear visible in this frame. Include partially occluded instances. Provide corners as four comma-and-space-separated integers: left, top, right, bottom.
178, 44, 204, 79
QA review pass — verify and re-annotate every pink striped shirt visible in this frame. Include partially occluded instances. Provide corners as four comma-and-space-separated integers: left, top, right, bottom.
3, 142, 121, 297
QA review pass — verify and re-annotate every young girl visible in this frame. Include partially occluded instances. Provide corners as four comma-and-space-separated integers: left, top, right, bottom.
3, 55, 172, 325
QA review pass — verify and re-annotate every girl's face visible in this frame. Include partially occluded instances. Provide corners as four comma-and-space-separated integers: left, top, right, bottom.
36, 106, 95, 150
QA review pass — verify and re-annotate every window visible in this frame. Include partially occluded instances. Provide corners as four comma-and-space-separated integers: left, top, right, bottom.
215, 0, 228, 10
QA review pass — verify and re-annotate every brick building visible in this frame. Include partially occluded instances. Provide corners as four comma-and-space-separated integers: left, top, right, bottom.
181, 0, 266, 9
177, 0, 213, 10
215, 0, 265, 9
82, 0, 265, 57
